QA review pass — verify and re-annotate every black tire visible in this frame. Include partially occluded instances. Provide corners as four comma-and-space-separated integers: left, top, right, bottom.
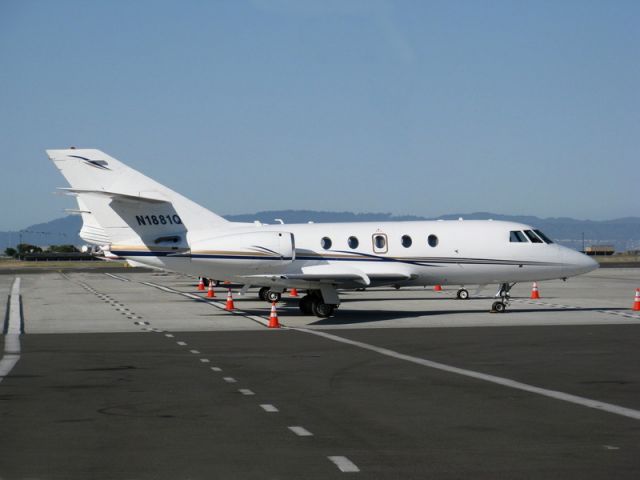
457, 289, 469, 300
267, 290, 282, 303
492, 301, 506, 313
258, 287, 270, 302
312, 301, 335, 318
299, 295, 313, 315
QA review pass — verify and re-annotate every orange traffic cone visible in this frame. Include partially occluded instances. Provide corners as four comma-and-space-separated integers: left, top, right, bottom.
633, 288, 640, 311
206, 279, 216, 298
225, 289, 235, 311
530, 282, 540, 299
197, 277, 205, 291
290, 288, 299, 297
434, 285, 442, 292
268, 302, 280, 328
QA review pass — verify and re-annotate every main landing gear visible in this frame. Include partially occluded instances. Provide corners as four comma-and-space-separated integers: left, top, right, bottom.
491, 282, 515, 313
258, 287, 336, 317
299, 291, 336, 318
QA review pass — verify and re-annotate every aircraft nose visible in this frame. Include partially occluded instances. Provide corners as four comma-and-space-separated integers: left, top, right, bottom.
563, 248, 599, 277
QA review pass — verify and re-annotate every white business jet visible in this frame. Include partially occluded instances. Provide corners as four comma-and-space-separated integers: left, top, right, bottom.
47, 149, 598, 317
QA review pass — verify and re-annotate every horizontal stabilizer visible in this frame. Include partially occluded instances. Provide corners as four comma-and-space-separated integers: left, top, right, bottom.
57, 188, 169, 204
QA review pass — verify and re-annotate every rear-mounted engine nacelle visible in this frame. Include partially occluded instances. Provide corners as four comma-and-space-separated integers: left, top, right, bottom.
190, 231, 295, 273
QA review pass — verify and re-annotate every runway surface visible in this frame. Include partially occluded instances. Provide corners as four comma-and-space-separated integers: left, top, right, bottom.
1, 269, 639, 479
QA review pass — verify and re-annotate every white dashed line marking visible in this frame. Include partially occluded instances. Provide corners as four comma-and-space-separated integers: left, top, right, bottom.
200, 358, 210, 363
176, 341, 187, 346
260, 404, 278, 413
140, 281, 274, 328
190, 350, 201, 354
328, 456, 360, 473
288, 426, 313, 437
165, 334, 174, 338
210, 367, 222, 372
223, 377, 237, 383
238, 389, 255, 396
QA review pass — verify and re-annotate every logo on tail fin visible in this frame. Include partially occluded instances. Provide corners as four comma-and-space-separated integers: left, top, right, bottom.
68, 155, 111, 170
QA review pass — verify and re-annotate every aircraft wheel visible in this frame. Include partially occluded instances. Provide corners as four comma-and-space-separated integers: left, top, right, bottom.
267, 290, 282, 303
258, 287, 270, 302
313, 301, 335, 318
457, 288, 469, 300
299, 295, 313, 315
491, 301, 506, 313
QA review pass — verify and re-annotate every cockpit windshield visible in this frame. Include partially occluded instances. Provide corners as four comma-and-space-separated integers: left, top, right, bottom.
524, 230, 543, 243
510, 229, 554, 244
509, 231, 528, 243
533, 229, 554, 244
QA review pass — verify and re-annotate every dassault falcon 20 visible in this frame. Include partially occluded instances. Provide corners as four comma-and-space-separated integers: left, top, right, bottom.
48, 148, 598, 317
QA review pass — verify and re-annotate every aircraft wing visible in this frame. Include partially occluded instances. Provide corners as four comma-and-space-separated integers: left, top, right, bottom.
243, 264, 369, 287
242, 266, 414, 288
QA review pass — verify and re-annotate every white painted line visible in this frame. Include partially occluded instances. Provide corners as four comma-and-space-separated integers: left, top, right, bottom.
238, 389, 255, 395
165, 334, 174, 338
104, 272, 130, 282
0, 355, 20, 381
1, 277, 22, 383
176, 341, 187, 346
328, 456, 360, 473
223, 377, 237, 383
5, 277, 22, 354
8, 278, 22, 336
294, 327, 640, 422
190, 349, 201, 354
210, 367, 222, 372
288, 426, 313, 437
260, 404, 279, 413
200, 358, 210, 363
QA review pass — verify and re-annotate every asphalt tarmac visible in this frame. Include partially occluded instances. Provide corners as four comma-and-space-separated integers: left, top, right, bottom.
1, 269, 639, 479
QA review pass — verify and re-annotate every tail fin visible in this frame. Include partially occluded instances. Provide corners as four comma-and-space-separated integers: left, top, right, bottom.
47, 149, 228, 246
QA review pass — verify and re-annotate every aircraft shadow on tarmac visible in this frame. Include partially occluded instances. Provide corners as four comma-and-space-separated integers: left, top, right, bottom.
306, 306, 630, 325
172, 292, 629, 326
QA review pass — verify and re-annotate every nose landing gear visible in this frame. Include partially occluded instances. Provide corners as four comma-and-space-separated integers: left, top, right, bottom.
491, 282, 515, 313
258, 287, 282, 303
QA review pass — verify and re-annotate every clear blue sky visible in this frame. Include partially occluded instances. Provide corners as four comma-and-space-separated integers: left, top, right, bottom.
1, 0, 638, 230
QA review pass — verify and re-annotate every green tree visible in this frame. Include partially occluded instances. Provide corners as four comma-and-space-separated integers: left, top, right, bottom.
17, 243, 43, 254
4, 247, 17, 257
46, 244, 80, 253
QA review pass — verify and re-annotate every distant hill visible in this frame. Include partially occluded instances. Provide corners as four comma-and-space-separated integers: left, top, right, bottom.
2, 211, 639, 253
0, 216, 83, 251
